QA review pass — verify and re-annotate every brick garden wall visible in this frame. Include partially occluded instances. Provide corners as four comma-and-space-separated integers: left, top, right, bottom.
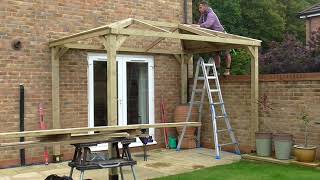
199, 73, 320, 159
0, 0, 192, 168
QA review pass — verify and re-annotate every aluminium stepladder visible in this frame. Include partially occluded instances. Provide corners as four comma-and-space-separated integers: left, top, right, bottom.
176, 57, 240, 159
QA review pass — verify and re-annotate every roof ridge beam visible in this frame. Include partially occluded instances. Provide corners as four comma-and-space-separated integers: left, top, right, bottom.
110, 28, 261, 46
133, 19, 171, 32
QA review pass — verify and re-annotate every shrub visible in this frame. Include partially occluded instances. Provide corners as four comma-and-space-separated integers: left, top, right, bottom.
260, 34, 317, 74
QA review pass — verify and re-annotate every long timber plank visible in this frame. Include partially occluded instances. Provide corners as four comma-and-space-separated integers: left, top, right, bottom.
0, 122, 201, 139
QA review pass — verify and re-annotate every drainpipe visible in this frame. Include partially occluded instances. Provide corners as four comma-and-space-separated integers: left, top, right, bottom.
19, 84, 25, 166
184, 0, 188, 24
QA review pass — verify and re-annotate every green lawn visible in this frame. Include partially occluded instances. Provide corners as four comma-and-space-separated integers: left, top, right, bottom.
153, 161, 320, 180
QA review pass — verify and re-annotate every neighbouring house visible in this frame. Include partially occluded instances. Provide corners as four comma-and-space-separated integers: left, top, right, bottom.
298, 2, 320, 43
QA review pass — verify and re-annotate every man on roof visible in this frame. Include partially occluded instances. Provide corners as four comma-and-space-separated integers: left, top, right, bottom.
196, 1, 232, 76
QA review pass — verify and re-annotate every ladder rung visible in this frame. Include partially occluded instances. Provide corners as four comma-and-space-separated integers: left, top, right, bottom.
219, 142, 237, 147
193, 101, 202, 105
216, 115, 225, 119
210, 89, 220, 93
197, 76, 216, 80
217, 129, 233, 133
194, 89, 204, 93
203, 63, 214, 67
211, 102, 224, 105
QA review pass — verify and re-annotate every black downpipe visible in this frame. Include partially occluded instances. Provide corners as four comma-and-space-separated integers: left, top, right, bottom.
19, 84, 25, 166
184, 0, 188, 24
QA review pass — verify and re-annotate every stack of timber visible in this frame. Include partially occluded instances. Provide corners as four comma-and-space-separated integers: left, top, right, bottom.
0, 122, 201, 149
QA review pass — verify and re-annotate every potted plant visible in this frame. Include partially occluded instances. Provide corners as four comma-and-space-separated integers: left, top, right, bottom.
255, 94, 273, 157
293, 108, 317, 162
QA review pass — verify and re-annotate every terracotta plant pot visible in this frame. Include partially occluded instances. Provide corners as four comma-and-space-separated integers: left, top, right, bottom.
174, 105, 198, 149
294, 145, 317, 162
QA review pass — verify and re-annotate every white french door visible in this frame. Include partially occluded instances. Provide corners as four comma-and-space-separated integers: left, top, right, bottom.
87, 53, 155, 149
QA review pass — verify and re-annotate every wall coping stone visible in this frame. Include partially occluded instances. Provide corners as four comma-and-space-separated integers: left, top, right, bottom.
208, 73, 320, 82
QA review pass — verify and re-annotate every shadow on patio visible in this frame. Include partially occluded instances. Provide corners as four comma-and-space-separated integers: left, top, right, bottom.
0, 148, 241, 180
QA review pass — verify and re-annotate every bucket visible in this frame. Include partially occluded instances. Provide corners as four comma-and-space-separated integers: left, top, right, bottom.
168, 136, 177, 149
273, 133, 293, 160
255, 132, 272, 157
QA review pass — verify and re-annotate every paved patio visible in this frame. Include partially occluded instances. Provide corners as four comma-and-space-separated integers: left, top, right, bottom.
0, 148, 241, 180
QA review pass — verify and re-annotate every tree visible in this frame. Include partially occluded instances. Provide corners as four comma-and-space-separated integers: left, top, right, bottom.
260, 34, 320, 74
193, 0, 319, 48
192, 0, 320, 74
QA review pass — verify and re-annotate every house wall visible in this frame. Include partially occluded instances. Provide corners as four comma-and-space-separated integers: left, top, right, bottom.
0, 0, 192, 168
199, 73, 320, 159
306, 16, 320, 42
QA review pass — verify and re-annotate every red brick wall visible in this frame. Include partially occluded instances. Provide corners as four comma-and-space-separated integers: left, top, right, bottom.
310, 16, 320, 33
199, 73, 320, 158
0, 0, 191, 168
306, 16, 320, 42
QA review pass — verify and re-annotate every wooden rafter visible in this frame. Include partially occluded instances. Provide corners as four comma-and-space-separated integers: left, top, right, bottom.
145, 27, 179, 52
195, 26, 260, 42
55, 47, 69, 58
184, 45, 245, 54
133, 19, 171, 33
110, 28, 261, 47
63, 43, 183, 54
179, 24, 218, 37
49, 28, 111, 47
49, 19, 133, 47
136, 19, 178, 28
108, 18, 133, 28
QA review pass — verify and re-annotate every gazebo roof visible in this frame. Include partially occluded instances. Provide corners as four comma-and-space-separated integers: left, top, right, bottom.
49, 18, 261, 55
49, 18, 261, 154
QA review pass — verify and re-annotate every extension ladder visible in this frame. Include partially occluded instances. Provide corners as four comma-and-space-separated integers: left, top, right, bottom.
176, 57, 240, 159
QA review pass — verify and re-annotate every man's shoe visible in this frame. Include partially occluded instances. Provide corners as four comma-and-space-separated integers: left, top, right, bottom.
223, 68, 230, 76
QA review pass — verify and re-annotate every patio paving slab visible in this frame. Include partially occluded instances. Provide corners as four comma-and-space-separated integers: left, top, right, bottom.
0, 148, 241, 180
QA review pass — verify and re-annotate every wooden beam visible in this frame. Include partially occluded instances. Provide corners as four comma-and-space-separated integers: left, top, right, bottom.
49, 29, 111, 47
181, 54, 188, 104
110, 28, 261, 46
55, 47, 69, 58
49, 18, 133, 47
179, 24, 218, 37
133, 19, 171, 32
135, 19, 179, 28
145, 28, 179, 52
116, 35, 128, 49
184, 45, 244, 54
187, 55, 194, 78
0, 133, 131, 149
0, 122, 201, 139
51, 47, 61, 158
101, 35, 118, 126
173, 54, 182, 64
63, 43, 183, 55
248, 46, 259, 148
108, 18, 133, 29
103, 34, 118, 178
193, 25, 261, 42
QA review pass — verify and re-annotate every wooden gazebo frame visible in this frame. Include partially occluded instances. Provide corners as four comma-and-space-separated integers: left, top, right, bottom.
49, 18, 261, 157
